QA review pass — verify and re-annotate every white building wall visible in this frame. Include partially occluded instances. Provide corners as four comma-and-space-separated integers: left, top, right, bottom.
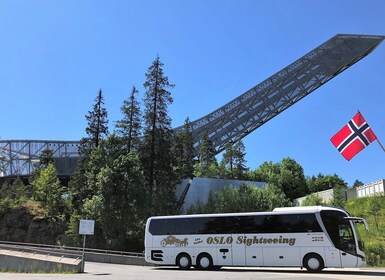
356, 179, 385, 198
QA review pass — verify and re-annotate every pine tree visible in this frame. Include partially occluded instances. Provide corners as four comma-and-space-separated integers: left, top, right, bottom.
172, 117, 195, 180
141, 55, 176, 214
115, 86, 142, 153
221, 140, 248, 179
70, 89, 109, 211
197, 132, 217, 167
80, 89, 109, 154
194, 132, 219, 178
31, 163, 64, 218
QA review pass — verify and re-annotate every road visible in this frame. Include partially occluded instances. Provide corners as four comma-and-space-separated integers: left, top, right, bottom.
1, 262, 385, 280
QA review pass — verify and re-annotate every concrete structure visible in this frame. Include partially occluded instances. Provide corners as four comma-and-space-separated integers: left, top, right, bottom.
0, 248, 82, 273
356, 179, 385, 198
294, 179, 385, 206
176, 177, 266, 212
294, 188, 335, 206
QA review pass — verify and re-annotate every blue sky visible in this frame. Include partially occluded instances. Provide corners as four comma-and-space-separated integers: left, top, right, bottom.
1, 0, 385, 187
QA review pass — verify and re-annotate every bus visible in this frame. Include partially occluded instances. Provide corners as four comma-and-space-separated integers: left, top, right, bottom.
144, 206, 368, 272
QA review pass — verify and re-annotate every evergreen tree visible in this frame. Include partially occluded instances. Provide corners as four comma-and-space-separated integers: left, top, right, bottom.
141, 55, 176, 214
98, 152, 148, 251
194, 132, 219, 178
31, 163, 64, 218
115, 86, 142, 153
172, 117, 195, 180
221, 140, 248, 179
307, 173, 347, 194
279, 157, 308, 201
70, 89, 109, 211
352, 179, 364, 189
197, 132, 217, 167
80, 89, 109, 154
330, 186, 347, 208
251, 158, 307, 201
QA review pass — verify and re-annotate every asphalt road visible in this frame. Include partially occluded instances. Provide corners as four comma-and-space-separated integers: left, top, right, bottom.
1, 262, 385, 280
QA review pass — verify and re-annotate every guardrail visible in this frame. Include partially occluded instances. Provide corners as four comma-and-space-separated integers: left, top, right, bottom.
0, 241, 146, 266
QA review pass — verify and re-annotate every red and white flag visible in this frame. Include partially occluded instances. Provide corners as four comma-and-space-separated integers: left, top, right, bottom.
330, 112, 377, 161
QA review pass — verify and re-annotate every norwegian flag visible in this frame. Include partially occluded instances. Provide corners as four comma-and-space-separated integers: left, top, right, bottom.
331, 112, 377, 161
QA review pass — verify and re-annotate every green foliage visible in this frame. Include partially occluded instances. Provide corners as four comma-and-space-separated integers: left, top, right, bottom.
197, 132, 217, 168
352, 179, 364, 189
221, 140, 248, 180
345, 195, 385, 266
193, 162, 221, 178
365, 241, 385, 267
30, 163, 65, 219
80, 88, 109, 154
98, 152, 149, 251
115, 86, 142, 153
301, 193, 325, 206
307, 173, 347, 193
0, 197, 13, 216
250, 158, 307, 201
172, 117, 195, 180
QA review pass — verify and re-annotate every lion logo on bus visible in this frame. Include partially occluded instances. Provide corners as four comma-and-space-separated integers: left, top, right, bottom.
161, 235, 188, 247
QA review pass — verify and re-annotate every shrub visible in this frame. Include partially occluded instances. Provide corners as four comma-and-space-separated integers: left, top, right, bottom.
365, 241, 385, 267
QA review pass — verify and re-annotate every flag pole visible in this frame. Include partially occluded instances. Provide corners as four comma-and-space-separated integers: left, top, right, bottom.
376, 138, 385, 154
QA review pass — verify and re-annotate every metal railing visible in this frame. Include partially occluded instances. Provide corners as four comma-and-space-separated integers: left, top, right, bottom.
0, 240, 144, 259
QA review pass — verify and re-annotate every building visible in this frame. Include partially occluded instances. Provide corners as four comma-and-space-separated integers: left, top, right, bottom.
176, 177, 266, 213
356, 179, 385, 198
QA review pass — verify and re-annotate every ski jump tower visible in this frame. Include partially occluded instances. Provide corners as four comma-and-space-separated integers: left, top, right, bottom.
0, 34, 384, 177
178, 34, 385, 154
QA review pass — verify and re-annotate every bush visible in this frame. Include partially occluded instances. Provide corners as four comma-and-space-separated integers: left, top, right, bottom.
0, 198, 13, 215
365, 241, 385, 267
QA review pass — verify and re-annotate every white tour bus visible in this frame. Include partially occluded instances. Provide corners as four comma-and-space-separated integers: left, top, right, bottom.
144, 206, 368, 272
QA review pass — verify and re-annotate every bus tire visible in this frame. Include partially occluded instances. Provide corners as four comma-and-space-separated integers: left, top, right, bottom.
196, 253, 213, 270
303, 253, 324, 273
176, 253, 192, 270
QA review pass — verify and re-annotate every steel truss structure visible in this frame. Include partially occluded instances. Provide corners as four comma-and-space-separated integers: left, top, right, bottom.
1, 34, 384, 177
177, 34, 384, 153
0, 140, 79, 177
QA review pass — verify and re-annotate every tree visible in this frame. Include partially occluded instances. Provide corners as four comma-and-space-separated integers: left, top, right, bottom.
307, 173, 347, 194
194, 132, 219, 178
115, 86, 142, 153
352, 179, 364, 189
30, 163, 64, 218
141, 55, 176, 214
329, 186, 347, 208
197, 132, 217, 167
81, 88, 109, 154
279, 157, 307, 201
98, 152, 149, 251
70, 89, 109, 211
251, 158, 307, 201
301, 193, 325, 206
221, 140, 248, 179
172, 117, 195, 180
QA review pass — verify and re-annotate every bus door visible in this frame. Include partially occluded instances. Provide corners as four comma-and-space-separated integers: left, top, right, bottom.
231, 234, 246, 266
338, 223, 358, 268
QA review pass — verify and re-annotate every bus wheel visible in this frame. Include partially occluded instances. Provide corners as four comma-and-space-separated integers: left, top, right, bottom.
303, 253, 324, 273
176, 253, 191, 270
196, 253, 213, 270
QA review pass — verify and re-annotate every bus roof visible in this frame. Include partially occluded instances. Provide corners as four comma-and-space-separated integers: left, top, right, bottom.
148, 206, 348, 220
